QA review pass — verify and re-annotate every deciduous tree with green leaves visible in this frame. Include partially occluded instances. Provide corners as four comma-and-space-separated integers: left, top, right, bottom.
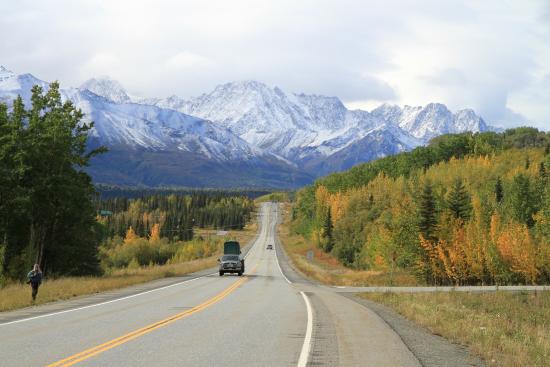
0, 83, 106, 279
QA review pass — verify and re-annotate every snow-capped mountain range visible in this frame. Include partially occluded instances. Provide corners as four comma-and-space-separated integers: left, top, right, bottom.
143, 80, 490, 174
0, 66, 493, 188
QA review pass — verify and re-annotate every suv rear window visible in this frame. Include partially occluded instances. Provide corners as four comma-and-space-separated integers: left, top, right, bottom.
222, 255, 239, 261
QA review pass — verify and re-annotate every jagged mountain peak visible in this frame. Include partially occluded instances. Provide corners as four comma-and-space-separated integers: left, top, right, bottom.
216, 80, 272, 91
424, 102, 449, 110
370, 102, 489, 141
371, 103, 403, 116
0, 66, 16, 84
80, 76, 131, 104
205, 80, 286, 103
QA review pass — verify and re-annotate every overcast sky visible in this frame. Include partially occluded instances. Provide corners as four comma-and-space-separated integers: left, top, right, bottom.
1, 0, 549, 129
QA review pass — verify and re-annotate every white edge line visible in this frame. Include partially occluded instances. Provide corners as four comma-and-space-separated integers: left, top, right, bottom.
297, 291, 313, 367
275, 244, 292, 284
271, 203, 292, 284
0, 273, 217, 327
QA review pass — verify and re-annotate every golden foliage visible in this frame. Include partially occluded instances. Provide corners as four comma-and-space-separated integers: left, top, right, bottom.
149, 223, 161, 242
495, 222, 538, 284
306, 148, 549, 284
124, 227, 138, 244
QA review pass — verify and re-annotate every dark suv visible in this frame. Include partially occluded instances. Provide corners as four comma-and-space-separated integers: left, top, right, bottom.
218, 254, 243, 276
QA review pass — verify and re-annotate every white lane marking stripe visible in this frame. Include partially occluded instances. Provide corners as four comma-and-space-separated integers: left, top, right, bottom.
1, 215, 268, 327
270, 203, 292, 284
0, 274, 216, 327
297, 291, 313, 367
275, 243, 292, 284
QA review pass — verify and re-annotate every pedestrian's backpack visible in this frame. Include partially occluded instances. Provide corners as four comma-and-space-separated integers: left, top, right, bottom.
29, 271, 42, 284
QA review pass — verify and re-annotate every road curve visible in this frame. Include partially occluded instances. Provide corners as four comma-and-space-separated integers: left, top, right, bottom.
1, 203, 421, 366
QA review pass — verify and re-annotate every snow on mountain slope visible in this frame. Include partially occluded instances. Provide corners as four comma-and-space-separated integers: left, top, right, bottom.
147, 80, 423, 164
66, 88, 263, 161
0, 69, 258, 161
0, 68, 312, 188
0, 66, 49, 105
85, 76, 487, 168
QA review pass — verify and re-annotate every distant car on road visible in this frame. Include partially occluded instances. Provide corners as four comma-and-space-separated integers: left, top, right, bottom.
218, 254, 243, 276
266, 244, 273, 250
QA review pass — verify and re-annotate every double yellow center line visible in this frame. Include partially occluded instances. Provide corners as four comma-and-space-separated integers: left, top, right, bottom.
47, 268, 255, 367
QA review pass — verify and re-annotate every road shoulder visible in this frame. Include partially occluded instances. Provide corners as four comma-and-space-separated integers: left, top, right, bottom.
342, 293, 485, 367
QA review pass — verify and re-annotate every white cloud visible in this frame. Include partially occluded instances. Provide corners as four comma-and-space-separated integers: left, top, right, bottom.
0, 0, 548, 129
165, 51, 214, 70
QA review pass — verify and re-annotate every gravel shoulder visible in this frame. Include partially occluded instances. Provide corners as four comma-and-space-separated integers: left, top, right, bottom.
343, 294, 485, 367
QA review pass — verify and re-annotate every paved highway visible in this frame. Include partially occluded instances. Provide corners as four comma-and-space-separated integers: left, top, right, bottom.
0, 203, 429, 366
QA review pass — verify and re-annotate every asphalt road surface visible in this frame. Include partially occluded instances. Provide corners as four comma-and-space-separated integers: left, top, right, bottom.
1, 203, 482, 366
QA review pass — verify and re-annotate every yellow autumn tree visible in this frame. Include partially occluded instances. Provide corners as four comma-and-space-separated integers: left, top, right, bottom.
496, 221, 538, 284
315, 185, 330, 219
462, 195, 490, 283
419, 235, 446, 284
328, 191, 349, 223
149, 223, 161, 242
124, 226, 138, 245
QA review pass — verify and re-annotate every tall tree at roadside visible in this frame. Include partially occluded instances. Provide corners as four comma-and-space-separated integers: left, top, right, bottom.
25, 83, 107, 274
447, 177, 472, 221
419, 181, 437, 240
0, 97, 28, 279
0, 83, 106, 278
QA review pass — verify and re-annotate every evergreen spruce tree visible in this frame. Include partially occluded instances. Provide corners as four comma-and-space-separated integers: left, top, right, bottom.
447, 177, 472, 221
495, 177, 504, 204
536, 162, 548, 207
510, 173, 537, 227
419, 181, 437, 240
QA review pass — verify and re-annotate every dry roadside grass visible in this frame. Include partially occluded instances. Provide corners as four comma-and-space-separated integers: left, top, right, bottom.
359, 292, 550, 367
0, 220, 258, 313
277, 203, 419, 286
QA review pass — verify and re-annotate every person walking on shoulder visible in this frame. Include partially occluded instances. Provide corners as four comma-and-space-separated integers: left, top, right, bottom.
27, 264, 43, 302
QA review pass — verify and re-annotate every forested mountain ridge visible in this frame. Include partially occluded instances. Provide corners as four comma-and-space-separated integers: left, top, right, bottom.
293, 128, 550, 285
